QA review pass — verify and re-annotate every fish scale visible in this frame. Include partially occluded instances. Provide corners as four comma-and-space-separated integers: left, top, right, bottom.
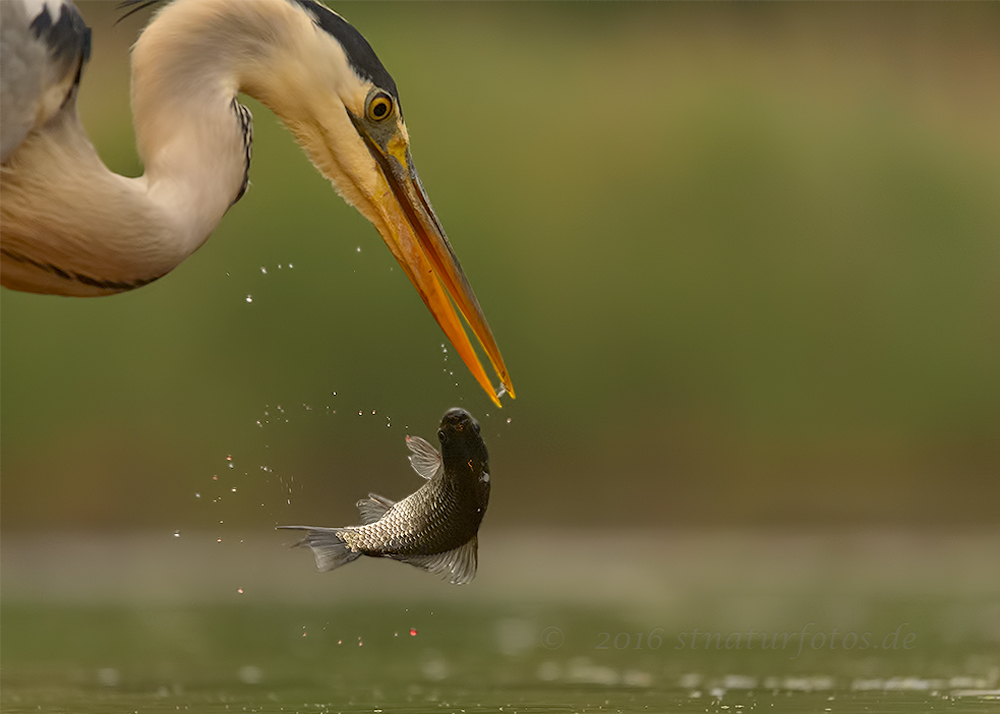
279, 408, 490, 585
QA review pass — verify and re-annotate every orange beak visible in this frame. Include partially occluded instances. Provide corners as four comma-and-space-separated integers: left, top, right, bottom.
357, 127, 514, 407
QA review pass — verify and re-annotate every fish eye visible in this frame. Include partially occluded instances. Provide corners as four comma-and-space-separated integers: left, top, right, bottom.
437, 429, 446, 442
367, 92, 393, 122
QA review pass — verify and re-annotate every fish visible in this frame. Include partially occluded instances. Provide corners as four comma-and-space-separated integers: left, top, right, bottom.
278, 407, 490, 585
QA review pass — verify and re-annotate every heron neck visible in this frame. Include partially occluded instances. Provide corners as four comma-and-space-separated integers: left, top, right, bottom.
130, 1, 258, 256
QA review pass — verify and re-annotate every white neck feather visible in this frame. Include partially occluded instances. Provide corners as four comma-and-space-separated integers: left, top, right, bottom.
0, 0, 329, 295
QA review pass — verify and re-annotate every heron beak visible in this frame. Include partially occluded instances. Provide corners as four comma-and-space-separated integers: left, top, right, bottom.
356, 125, 514, 407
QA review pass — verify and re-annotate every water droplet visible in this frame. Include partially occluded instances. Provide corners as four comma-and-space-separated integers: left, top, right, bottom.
260, 267, 267, 274
288, 263, 294, 269
506, 417, 512, 424
231, 488, 237, 493
217, 538, 222, 543
195, 493, 201, 499
173, 530, 181, 538
213, 475, 219, 480
246, 295, 253, 303
356, 246, 361, 252
410, 628, 418, 636
237, 588, 244, 594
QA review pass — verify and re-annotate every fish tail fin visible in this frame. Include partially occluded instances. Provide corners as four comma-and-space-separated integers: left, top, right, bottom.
276, 526, 361, 572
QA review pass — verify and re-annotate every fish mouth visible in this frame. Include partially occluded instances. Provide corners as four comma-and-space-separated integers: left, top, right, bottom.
354, 120, 514, 408
441, 407, 476, 432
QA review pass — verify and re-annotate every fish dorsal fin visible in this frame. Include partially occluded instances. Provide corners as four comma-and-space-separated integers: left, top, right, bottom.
356, 493, 395, 525
406, 435, 442, 480
401, 536, 478, 585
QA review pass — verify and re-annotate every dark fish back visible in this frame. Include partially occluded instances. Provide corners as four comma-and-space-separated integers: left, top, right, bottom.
346, 465, 487, 557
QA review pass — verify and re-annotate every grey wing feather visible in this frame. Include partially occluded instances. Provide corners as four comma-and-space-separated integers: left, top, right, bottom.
276, 526, 361, 572
356, 493, 395, 525
401, 536, 478, 585
1, 0, 91, 163
406, 435, 442, 480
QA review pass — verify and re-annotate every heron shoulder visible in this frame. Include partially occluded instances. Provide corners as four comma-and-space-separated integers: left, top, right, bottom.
26, 0, 91, 65
0, 0, 91, 163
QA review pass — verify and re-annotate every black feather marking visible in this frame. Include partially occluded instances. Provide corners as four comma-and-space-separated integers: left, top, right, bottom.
230, 98, 253, 205
289, 0, 399, 103
29, 2, 91, 66
116, 0, 165, 25
0, 248, 164, 292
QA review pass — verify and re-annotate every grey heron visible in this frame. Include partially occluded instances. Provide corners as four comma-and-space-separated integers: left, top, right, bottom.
0, 0, 513, 406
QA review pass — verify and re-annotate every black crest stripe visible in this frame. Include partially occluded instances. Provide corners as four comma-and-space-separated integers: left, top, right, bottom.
290, 0, 399, 104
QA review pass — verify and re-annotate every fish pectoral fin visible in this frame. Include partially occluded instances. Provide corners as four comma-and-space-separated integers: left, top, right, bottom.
405, 435, 442, 480
356, 493, 395, 525
401, 536, 478, 585
276, 526, 360, 572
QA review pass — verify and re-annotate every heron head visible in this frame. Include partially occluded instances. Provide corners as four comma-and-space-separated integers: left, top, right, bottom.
250, 1, 512, 406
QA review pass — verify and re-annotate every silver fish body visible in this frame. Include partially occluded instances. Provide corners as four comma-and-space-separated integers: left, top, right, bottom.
279, 408, 490, 585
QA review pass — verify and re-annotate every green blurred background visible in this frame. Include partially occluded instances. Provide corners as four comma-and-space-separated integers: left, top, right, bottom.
2, 1, 998, 534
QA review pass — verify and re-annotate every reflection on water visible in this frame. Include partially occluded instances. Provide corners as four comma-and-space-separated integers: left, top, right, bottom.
2, 529, 998, 713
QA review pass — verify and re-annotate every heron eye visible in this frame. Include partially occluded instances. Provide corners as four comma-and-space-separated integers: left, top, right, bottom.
368, 93, 393, 121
